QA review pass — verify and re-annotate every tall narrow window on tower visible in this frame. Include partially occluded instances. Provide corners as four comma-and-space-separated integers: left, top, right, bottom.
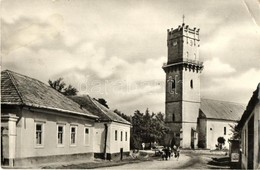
190, 79, 193, 89
172, 79, 176, 90
186, 52, 189, 59
172, 114, 175, 122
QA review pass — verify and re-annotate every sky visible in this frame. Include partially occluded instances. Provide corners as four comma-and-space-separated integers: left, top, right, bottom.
1, 0, 260, 115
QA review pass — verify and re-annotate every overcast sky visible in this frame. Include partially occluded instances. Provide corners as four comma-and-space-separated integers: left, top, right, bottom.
2, 0, 260, 115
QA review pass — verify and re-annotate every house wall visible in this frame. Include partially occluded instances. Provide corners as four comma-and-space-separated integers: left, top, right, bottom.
93, 122, 106, 155
6, 106, 96, 166
94, 122, 130, 160
108, 122, 130, 153
206, 119, 236, 150
241, 103, 260, 169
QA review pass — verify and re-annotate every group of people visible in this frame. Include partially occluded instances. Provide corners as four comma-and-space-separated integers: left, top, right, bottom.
161, 145, 180, 161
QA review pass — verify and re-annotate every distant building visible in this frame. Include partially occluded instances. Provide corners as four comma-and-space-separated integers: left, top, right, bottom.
162, 23, 245, 149
70, 95, 131, 160
237, 83, 260, 169
198, 99, 245, 149
1, 70, 130, 168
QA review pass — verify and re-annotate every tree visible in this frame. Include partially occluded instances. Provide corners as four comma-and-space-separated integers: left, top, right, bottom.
63, 85, 78, 96
48, 78, 78, 96
217, 137, 226, 150
229, 122, 240, 140
131, 109, 170, 149
97, 98, 109, 108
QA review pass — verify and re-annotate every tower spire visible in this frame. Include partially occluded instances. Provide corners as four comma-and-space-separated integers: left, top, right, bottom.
182, 14, 185, 24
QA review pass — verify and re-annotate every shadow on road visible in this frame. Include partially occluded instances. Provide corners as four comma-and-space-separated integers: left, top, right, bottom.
207, 157, 230, 169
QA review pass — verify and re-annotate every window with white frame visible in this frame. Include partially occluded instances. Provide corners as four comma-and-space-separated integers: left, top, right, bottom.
121, 131, 123, 141
57, 125, 65, 146
35, 123, 44, 146
125, 132, 127, 141
70, 126, 77, 145
84, 127, 90, 146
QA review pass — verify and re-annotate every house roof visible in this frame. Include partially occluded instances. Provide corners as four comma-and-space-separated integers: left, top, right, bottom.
200, 98, 246, 121
237, 83, 260, 129
70, 95, 131, 125
1, 70, 98, 119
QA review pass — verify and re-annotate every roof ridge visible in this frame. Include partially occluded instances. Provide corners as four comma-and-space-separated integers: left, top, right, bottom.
5, 70, 25, 104
201, 97, 246, 106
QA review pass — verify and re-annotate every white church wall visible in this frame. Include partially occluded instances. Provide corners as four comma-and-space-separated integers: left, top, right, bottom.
206, 119, 237, 150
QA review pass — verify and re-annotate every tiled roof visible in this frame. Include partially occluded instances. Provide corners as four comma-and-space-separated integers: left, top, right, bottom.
70, 95, 131, 125
69, 95, 111, 121
200, 98, 246, 121
1, 70, 98, 119
237, 83, 260, 129
92, 99, 131, 125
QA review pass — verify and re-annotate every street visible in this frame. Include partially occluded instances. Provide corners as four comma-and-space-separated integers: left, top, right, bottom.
99, 152, 231, 169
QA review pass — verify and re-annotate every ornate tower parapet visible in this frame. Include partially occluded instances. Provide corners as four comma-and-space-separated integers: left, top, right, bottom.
164, 23, 203, 74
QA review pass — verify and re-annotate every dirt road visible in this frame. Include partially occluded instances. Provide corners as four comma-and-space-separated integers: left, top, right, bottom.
99, 152, 231, 169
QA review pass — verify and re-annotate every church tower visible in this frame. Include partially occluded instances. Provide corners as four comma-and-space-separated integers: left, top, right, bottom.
162, 23, 203, 148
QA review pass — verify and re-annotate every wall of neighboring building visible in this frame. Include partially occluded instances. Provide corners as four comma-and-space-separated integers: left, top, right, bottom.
93, 122, 106, 157
108, 122, 130, 160
108, 122, 130, 154
241, 103, 260, 169
94, 122, 130, 160
206, 119, 236, 150
14, 107, 95, 166
253, 104, 260, 169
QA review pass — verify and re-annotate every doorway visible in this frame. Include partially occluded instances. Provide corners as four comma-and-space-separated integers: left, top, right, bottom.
120, 148, 123, 160
247, 115, 254, 169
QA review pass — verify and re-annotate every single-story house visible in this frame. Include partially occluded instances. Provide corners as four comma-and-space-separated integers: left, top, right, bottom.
1, 70, 99, 167
70, 95, 131, 160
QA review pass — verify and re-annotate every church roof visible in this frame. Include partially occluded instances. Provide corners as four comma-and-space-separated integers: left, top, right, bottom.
70, 95, 131, 125
237, 83, 260, 129
1, 70, 98, 119
200, 98, 246, 121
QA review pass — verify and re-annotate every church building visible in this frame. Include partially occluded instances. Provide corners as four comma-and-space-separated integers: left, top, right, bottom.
163, 23, 245, 149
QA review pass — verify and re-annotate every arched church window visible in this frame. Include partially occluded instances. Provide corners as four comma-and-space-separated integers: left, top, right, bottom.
190, 79, 193, 89
171, 79, 175, 90
172, 114, 175, 122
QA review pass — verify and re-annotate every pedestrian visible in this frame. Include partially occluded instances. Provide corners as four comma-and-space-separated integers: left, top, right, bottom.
162, 146, 167, 160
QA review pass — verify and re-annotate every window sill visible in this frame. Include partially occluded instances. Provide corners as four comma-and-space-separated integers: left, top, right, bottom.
70, 144, 77, 147
35, 145, 44, 149
57, 144, 65, 148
